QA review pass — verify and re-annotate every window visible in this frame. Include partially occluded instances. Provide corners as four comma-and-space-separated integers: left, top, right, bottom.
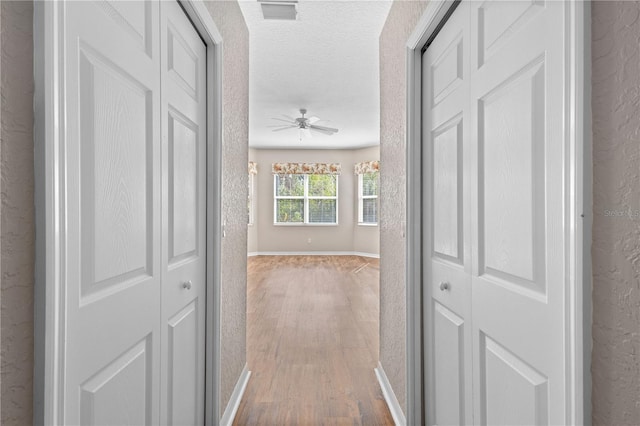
274, 174, 338, 224
247, 173, 254, 225
358, 172, 378, 225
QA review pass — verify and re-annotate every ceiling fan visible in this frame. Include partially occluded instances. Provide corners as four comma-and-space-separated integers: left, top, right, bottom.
270, 108, 339, 140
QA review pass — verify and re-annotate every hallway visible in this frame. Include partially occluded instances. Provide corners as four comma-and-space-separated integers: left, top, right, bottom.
234, 256, 393, 425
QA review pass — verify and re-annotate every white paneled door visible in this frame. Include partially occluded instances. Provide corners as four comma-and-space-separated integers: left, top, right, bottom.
62, 1, 206, 424
423, 1, 568, 424
161, 1, 207, 424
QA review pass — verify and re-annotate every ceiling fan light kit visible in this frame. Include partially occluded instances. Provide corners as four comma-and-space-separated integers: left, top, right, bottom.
271, 108, 339, 141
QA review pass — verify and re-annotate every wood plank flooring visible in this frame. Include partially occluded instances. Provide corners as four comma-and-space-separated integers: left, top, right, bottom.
233, 255, 394, 426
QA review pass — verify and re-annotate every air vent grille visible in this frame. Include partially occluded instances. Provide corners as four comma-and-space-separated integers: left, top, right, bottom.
260, 2, 297, 20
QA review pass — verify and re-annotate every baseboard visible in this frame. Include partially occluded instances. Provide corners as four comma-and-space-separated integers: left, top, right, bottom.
247, 251, 379, 258
220, 365, 251, 426
375, 362, 406, 426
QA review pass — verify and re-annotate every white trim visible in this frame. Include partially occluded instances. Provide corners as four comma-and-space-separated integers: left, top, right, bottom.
219, 365, 251, 426
404, 1, 589, 425
248, 251, 380, 258
33, 1, 224, 424
375, 362, 406, 426
405, 3, 456, 426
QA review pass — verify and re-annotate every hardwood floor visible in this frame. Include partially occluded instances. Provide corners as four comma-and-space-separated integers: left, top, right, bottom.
233, 255, 394, 426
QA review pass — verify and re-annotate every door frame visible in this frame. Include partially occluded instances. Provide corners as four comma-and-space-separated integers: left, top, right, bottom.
32, 1, 224, 424
404, 1, 591, 425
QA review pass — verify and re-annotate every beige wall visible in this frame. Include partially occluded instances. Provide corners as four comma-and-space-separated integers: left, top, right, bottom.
1, 2, 34, 425
591, 3, 640, 424
378, 0, 428, 413
250, 147, 379, 255
202, 1, 249, 416
0, 1, 248, 423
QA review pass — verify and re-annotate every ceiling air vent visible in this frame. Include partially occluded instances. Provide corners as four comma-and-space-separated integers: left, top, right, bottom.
259, 0, 298, 20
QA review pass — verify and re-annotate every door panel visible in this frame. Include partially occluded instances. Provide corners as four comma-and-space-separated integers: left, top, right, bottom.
168, 110, 199, 262
64, 2, 161, 425
61, 1, 207, 424
79, 47, 154, 297
471, 1, 565, 423
480, 334, 549, 426
432, 117, 463, 263
422, 3, 473, 425
167, 302, 200, 426
433, 302, 466, 426
160, 1, 207, 424
423, 1, 568, 424
80, 338, 152, 426
478, 59, 545, 290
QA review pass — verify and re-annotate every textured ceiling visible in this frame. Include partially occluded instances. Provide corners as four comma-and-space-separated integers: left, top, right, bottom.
239, 0, 392, 149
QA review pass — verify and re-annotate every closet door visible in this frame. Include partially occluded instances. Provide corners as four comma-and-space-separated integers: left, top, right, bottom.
422, 4, 473, 425
63, 2, 162, 424
423, 1, 571, 424
160, 1, 208, 424
470, 1, 567, 424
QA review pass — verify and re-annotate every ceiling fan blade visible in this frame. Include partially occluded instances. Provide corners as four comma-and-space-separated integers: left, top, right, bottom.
301, 128, 312, 139
272, 125, 297, 132
272, 117, 295, 124
309, 124, 339, 134
282, 114, 297, 122
308, 116, 320, 124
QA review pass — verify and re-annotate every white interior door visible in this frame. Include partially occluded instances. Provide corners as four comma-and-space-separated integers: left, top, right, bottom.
469, 1, 565, 424
64, 2, 162, 424
160, 1, 207, 424
423, 1, 569, 424
422, 3, 473, 425
60, 1, 206, 424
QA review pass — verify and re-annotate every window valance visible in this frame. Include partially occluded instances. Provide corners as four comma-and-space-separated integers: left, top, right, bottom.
248, 161, 258, 175
354, 160, 380, 175
271, 162, 341, 176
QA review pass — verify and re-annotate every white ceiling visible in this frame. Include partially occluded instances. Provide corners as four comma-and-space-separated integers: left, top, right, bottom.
238, 0, 392, 149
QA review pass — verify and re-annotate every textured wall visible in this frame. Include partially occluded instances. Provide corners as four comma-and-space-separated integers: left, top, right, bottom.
0, 2, 34, 425
591, 3, 640, 425
203, 0, 250, 416
379, 0, 428, 413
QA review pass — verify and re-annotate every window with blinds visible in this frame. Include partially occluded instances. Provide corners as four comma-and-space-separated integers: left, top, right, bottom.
274, 174, 338, 225
358, 172, 378, 225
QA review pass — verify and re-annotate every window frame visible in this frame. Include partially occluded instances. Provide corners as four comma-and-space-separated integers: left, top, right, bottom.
358, 172, 378, 226
273, 174, 339, 226
247, 173, 254, 226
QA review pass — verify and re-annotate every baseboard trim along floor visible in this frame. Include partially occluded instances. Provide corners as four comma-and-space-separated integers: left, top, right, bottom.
247, 251, 380, 258
220, 365, 251, 426
375, 362, 406, 426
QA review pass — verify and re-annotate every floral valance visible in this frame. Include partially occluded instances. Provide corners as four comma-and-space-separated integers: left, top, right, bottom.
271, 162, 341, 176
354, 160, 380, 175
248, 161, 258, 175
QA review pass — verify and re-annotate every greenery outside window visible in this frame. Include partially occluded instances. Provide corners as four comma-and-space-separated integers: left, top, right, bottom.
358, 172, 378, 225
274, 174, 338, 224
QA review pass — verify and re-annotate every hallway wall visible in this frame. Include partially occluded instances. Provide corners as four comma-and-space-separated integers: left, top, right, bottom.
378, 0, 428, 414
202, 1, 250, 416
591, 2, 640, 424
1, 2, 34, 425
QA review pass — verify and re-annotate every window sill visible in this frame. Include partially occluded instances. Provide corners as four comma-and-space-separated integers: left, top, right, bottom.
358, 222, 378, 227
